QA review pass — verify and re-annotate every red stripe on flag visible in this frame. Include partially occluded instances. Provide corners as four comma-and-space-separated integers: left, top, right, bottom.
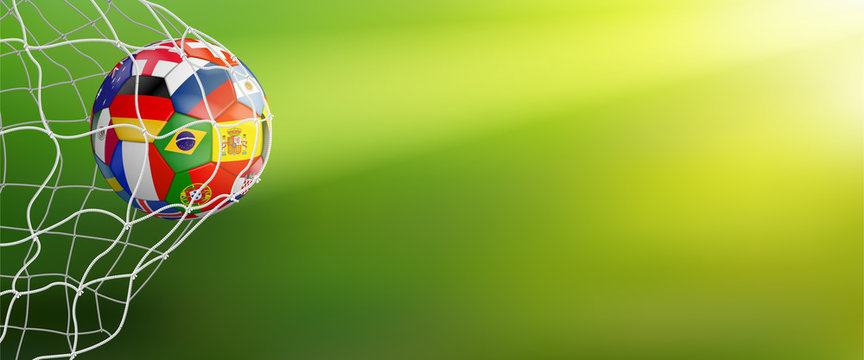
110, 95, 174, 121
176, 39, 238, 67
187, 162, 236, 212
147, 143, 175, 200
134, 48, 182, 76
103, 122, 119, 165
220, 156, 263, 178
136, 199, 148, 212
215, 102, 255, 123
186, 81, 235, 120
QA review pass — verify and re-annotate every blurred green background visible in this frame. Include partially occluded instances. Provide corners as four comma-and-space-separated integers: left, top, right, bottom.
1, 0, 863, 359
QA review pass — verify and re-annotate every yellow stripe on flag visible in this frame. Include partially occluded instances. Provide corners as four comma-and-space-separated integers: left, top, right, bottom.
111, 117, 167, 142
105, 177, 124, 192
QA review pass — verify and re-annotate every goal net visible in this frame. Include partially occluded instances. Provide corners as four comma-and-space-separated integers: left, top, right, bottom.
0, 1, 270, 358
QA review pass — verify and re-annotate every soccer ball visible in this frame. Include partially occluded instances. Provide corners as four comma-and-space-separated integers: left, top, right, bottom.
90, 38, 271, 220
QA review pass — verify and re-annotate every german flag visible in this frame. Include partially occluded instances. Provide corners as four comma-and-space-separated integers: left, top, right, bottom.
109, 76, 174, 142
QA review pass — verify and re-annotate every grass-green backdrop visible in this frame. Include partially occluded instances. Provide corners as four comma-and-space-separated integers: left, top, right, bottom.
1, 0, 863, 359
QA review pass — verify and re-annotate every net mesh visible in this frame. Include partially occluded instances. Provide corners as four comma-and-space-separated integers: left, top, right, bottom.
0, 1, 271, 358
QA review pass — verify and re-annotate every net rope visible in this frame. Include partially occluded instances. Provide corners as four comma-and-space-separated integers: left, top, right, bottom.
0, 1, 272, 358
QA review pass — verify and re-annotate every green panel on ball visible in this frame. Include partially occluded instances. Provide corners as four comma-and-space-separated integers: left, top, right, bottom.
155, 112, 212, 173
165, 170, 198, 214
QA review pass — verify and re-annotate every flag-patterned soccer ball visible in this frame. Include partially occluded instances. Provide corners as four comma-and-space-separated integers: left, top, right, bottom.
90, 38, 270, 220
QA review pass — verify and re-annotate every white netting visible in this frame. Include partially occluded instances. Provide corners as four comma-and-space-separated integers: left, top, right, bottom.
0, 1, 272, 358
